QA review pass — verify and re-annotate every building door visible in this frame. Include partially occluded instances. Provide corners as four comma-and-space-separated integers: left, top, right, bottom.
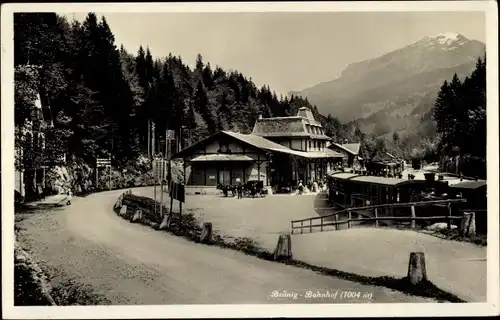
218, 167, 231, 185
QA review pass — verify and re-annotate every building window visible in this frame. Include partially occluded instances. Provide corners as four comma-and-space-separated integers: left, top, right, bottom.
218, 143, 232, 154
313, 140, 317, 149
309, 141, 312, 150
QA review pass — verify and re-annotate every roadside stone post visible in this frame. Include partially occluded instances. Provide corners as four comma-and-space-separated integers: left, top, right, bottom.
113, 198, 121, 209
119, 205, 128, 216
460, 212, 476, 237
200, 222, 213, 244
274, 233, 292, 261
407, 252, 428, 285
131, 209, 143, 223
158, 214, 170, 230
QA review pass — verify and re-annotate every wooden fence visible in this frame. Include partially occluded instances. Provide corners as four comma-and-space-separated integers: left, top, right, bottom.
291, 199, 468, 235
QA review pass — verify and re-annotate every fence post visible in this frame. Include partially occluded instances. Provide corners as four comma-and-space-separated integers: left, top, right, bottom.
410, 205, 416, 229
447, 203, 452, 230
320, 217, 323, 232
374, 208, 379, 227
309, 218, 313, 233
348, 209, 352, 229
300, 221, 303, 234
334, 213, 338, 230
291, 222, 294, 235
460, 212, 476, 237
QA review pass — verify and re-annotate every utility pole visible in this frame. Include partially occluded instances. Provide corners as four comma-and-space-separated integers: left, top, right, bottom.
165, 129, 169, 163
151, 121, 156, 159
147, 119, 151, 159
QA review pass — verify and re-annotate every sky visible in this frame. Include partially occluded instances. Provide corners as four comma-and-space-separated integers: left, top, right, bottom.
62, 11, 486, 96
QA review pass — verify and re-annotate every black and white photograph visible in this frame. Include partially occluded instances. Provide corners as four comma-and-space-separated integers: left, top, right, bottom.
2, 1, 499, 319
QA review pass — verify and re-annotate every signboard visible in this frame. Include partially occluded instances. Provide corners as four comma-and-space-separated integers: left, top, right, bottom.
169, 181, 185, 203
209, 175, 215, 180
96, 158, 111, 168
152, 159, 167, 182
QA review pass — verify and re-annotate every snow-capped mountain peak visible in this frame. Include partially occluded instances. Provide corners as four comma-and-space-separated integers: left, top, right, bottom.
420, 32, 469, 49
432, 32, 461, 41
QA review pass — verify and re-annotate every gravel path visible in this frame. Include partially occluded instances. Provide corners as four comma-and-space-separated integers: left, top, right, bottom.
16, 187, 434, 304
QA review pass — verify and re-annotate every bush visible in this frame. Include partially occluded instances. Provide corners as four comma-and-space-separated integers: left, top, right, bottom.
50, 279, 110, 305
14, 262, 53, 306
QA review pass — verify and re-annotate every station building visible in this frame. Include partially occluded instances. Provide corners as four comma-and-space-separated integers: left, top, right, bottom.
173, 107, 344, 192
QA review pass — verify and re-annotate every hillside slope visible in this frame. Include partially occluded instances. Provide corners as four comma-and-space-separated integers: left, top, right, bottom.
291, 32, 486, 136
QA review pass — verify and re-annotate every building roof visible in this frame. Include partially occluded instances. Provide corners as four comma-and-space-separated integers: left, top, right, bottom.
329, 143, 361, 155
225, 131, 340, 159
191, 154, 254, 162
301, 149, 344, 159
343, 143, 361, 155
449, 180, 487, 190
327, 171, 426, 187
252, 107, 332, 140
174, 131, 343, 160
222, 131, 300, 155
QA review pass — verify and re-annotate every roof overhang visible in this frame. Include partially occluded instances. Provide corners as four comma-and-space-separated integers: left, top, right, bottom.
191, 154, 254, 162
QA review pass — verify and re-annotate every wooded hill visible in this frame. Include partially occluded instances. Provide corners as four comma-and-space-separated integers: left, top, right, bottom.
14, 12, 351, 171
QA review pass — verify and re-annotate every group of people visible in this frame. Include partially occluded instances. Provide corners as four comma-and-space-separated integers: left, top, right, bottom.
296, 177, 328, 195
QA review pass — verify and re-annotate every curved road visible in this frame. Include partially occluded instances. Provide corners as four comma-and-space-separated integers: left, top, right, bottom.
17, 187, 434, 304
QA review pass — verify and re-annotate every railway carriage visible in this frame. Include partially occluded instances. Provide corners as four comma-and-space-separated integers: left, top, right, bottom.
327, 172, 435, 207
326, 171, 459, 227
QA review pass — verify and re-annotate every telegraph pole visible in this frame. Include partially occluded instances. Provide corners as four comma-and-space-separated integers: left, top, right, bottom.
147, 119, 151, 159
151, 122, 156, 159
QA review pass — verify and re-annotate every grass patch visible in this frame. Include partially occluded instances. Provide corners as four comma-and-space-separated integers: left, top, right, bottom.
115, 193, 465, 303
281, 260, 464, 303
50, 278, 111, 305
421, 228, 487, 246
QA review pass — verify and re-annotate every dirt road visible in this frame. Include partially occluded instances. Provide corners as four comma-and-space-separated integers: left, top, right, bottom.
16, 187, 434, 304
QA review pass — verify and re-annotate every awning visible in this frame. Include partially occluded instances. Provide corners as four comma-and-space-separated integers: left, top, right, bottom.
302, 149, 344, 159
191, 154, 254, 162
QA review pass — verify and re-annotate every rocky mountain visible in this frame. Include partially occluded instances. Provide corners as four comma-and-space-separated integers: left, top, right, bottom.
290, 32, 486, 137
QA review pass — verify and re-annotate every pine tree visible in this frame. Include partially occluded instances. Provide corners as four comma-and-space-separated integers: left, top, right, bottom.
193, 79, 215, 133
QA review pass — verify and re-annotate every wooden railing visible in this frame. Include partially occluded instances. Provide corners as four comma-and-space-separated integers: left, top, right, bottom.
291, 199, 467, 235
